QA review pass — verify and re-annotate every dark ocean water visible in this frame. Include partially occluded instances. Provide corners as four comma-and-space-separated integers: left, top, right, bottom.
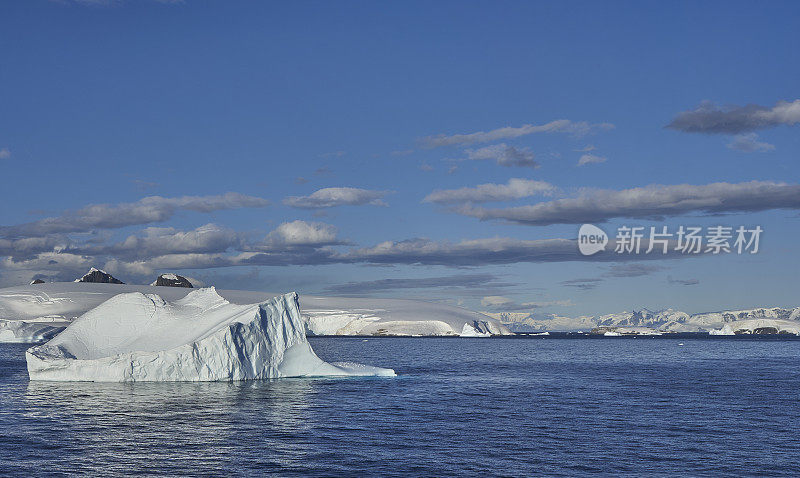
2, 336, 800, 476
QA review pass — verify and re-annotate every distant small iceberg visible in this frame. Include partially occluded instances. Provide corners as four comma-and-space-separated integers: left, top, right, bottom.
708, 324, 736, 336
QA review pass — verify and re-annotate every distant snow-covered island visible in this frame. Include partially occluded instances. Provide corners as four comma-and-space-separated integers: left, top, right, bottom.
487, 306, 800, 336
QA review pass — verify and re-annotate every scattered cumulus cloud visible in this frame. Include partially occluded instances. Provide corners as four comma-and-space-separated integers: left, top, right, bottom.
261, 220, 344, 248
0, 193, 269, 239
0, 236, 69, 261
667, 99, 800, 134
605, 263, 663, 278
419, 120, 615, 148
480, 295, 573, 311
325, 273, 508, 295
0, 231, 700, 284
283, 187, 390, 209
727, 133, 775, 153
462, 144, 539, 168
93, 224, 241, 260
561, 278, 603, 290
337, 236, 685, 267
668, 276, 700, 286
577, 154, 607, 166
424, 178, 558, 204
454, 181, 800, 226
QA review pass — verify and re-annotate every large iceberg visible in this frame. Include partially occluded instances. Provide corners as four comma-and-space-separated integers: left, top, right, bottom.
26, 288, 395, 382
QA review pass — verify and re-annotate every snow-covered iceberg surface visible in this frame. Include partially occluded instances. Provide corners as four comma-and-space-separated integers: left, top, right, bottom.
0, 317, 68, 343
26, 288, 395, 382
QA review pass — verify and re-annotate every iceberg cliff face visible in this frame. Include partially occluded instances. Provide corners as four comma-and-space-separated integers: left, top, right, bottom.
26, 288, 395, 382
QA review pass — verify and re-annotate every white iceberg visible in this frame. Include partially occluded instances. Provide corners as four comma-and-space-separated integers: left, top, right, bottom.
0, 316, 68, 343
26, 288, 395, 382
708, 324, 736, 335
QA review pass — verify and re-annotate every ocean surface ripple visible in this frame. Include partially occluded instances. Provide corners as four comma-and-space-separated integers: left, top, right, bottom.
2, 336, 800, 476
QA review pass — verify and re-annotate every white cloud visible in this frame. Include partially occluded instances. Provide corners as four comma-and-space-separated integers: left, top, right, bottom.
283, 187, 390, 209
455, 181, 800, 225
668, 99, 800, 134
480, 295, 573, 311
104, 224, 241, 259
420, 120, 615, 147
0, 148, 10, 159
326, 273, 506, 295
262, 220, 342, 247
577, 154, 607, 166
727, 133, 775, 153
462, 144, 539, 168
0, 193, 269, 238
424, 178, 558, 204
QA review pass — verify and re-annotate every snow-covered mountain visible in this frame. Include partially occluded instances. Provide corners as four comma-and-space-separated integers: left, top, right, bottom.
74, 268, 124, 284
487, 306, 800, 335
490, 312, 597, 333
150, 273, 193, 288
0, 282, 510, 342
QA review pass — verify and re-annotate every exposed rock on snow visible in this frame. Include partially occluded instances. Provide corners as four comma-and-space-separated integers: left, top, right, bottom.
720, 319, 800, 335
0, 283, 510, 342
30, 279, 45, 285
74, 268, 124, 284
590, 326, 662, 336
27, 288, 395, 382
150, 273, 193, 288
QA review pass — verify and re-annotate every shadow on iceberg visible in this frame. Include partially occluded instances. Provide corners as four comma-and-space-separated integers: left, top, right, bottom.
26, 288, 395, 382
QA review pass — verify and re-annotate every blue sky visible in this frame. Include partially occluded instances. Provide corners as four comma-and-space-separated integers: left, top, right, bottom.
1, 0, 799, 317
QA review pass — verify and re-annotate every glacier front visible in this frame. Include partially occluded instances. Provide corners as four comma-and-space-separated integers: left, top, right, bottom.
26, 288, 395, 382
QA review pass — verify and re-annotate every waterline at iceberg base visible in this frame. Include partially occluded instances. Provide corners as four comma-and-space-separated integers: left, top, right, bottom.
26, 288, 395, 382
